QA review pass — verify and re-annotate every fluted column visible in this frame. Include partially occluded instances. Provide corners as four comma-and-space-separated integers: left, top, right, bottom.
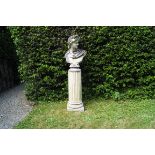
67, 67, 84, 111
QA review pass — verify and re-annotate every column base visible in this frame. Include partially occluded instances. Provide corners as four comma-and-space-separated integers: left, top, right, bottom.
67, 101, 84, 112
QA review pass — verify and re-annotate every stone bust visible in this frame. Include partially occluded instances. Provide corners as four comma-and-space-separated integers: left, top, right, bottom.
65, 35, 87, 68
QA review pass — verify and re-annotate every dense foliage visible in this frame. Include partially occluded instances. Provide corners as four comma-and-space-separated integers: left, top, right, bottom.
9, 26, 155, 101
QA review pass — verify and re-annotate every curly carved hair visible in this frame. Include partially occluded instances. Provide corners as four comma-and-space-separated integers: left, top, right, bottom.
67, 35, 80, 49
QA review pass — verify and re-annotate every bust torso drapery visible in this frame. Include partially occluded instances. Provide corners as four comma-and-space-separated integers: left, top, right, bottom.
64, 35, 87, 68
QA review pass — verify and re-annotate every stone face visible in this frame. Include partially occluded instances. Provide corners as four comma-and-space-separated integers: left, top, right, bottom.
65, 35, 86, 112
64, 35, 86, 68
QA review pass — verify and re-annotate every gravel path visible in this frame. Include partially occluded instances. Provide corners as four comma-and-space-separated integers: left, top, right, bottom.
0, 84, 32, 129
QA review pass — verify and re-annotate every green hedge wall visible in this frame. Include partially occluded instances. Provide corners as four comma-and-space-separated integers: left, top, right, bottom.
10, 26, 155, 101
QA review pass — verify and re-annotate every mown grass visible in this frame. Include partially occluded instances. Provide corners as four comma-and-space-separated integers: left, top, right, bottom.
15, 98, 155, 129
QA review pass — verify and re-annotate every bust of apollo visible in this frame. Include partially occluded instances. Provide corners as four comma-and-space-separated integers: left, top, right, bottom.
65, 35, 87, 68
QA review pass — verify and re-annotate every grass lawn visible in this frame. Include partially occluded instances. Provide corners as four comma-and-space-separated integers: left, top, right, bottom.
15, 98, 155, 129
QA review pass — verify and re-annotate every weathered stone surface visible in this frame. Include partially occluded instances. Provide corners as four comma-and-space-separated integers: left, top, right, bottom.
67, 68, 84, 111
65, 35, 86, 68
65, 35, 86, 112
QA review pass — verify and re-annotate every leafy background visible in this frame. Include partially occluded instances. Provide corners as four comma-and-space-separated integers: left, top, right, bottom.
9, 26, 155, 101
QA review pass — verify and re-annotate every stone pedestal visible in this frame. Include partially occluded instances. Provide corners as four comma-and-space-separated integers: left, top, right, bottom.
67, 67, 84, 111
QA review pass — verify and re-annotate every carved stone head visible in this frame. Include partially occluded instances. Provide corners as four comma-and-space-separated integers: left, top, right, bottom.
65, 35, 86, 68
68, 35, 80, 52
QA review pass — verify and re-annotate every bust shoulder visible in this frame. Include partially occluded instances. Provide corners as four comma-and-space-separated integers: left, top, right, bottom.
64, 50, 70, 58
75, 49, 86, 58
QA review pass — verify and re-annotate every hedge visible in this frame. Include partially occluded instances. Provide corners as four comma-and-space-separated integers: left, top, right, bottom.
9, 26, 155, 101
